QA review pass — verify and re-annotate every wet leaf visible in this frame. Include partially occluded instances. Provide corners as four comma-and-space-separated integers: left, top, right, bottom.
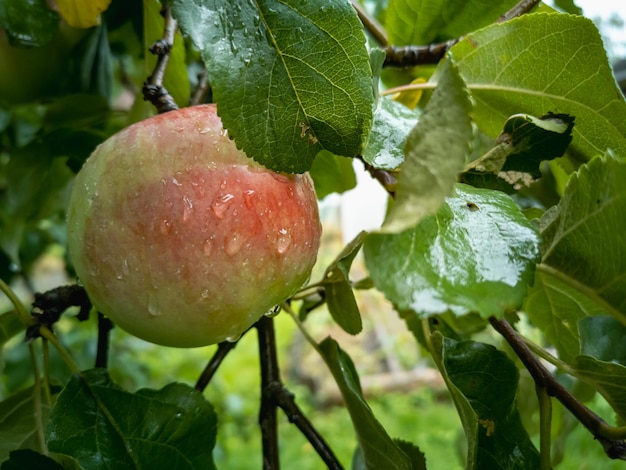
171, 0, 373, 173
46, 369, 217, 470
0, 0, 58, 47
321, 232, 367, 335
439, 336, 541, 469
381, 59, 472, 233
361, 96, 416, 171
365, 184, 540, 319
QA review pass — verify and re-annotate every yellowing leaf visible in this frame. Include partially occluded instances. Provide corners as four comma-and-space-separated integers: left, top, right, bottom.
392, 78, 426, 109
56, 0, 112, 28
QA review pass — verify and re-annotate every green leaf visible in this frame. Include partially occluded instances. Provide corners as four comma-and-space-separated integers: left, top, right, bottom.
170, 0, 373, 173
361, 96, 416, 170
0, 386, 53, 463
46, 369, 217, 470
440, 337, 541, 469
0, 148, 73, 267
461, 113, 575, 192
67, 24, 113, 99
0, 0, 59, 47
1, 450, 64, 470
524, 270, 610, 363
308, 150, 356, 199
571, 355, 626, 422
364, 184, 540, 319
579, 316, 626, 365
386, 0, 518, 45
532, 155, 626, 320
318, 338, 411, 470
452, 13, 626, 170
382, 59, 472, 233
144, 0, 189, 107
0, 311, 24, 347
321, 232, 367, 335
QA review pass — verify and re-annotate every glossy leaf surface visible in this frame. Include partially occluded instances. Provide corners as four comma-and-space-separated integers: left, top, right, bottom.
171, 0, 373, 173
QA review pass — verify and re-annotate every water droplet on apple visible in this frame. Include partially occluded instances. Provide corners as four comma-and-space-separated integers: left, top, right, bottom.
211, 193, 235, 219
226, 232, 245, 255
200, 288, 210, 300
225, 332, 242, 343
122, 259, 130, 276
148, 296, 161, 317
203, 238, 213, 256
264, 305, 281, 317
243, 189, 255, 208
172, 177, 182, 187
182, 195, 194, 222
276, 228, 291, 254
160, 218, 172, 235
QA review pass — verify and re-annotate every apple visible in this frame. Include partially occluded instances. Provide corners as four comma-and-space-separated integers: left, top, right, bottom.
66, 104, 322, 347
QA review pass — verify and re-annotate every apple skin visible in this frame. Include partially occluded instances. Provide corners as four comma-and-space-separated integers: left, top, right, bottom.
67, 104, 321, 347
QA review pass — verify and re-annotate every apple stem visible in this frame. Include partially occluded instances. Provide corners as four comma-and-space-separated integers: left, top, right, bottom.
95, 313, 114, 368
143, 4, 179, 114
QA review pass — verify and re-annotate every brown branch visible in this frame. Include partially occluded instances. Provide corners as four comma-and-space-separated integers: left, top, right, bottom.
256, 316, 344, 469
358, 155, 397, 198
498, 0, 542, 23
189, 69, 211, 106
382, 0, 541, 68
194, 341, 239, 392
383, 39, 458, 68
351, 0, 388, 46
490, 317, 626, 460
257, 316, 280, 470
143, 4, 179, 114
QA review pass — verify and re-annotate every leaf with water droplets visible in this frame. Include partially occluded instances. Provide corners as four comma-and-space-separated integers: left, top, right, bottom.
46, 369, 218, 469
364, 184, 541, 319
170, 0, 373, 173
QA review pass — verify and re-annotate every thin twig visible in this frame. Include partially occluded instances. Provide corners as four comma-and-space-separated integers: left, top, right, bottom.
490, 317, 626, 460
357, 155, 396, 198
351, 0, 388, 46
272, 383, 343, 469
382, 0, 541, 68
257, 316, 280, 470
143, 4, 179, 113
498, 0, 542, 22
189, 69, 211, 106
195, 341, 239, 392
383, 39, 458, 68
